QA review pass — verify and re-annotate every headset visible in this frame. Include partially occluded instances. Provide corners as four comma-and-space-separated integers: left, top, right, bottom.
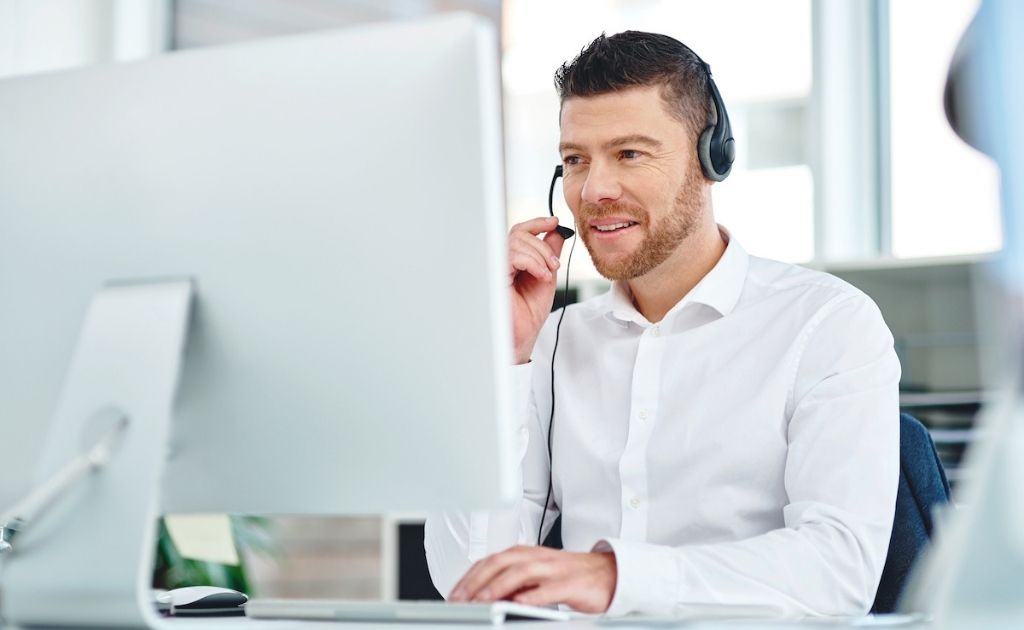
698, 69, 736, 182
536, 50, 735, 546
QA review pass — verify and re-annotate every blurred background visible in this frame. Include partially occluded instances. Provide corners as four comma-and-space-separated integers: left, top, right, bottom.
0, 0, 1001, 603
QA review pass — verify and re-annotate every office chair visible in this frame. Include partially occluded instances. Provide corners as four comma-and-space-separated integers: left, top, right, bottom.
871, 412, 952, 613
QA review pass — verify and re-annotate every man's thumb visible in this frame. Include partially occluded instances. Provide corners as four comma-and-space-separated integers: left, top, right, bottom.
542, 229, 568, 260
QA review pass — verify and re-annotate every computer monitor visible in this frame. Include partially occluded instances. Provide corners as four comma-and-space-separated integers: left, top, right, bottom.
0, 13, 514, 625
899, 1, 1024, 624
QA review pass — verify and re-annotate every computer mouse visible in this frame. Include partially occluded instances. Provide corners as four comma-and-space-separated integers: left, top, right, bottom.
155, 585, 248, 616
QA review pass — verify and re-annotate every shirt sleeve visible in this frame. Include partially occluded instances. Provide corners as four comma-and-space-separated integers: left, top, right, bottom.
595, 293, 901, 617
423, 360, 561, 598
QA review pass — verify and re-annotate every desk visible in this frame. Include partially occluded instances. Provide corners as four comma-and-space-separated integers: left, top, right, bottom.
4, 615, 931, 630
174, 616, 932, 629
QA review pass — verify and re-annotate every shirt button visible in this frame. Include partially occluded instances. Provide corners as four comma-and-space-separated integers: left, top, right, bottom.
629, 497, 641, 509
638, 410, 648, 421
651, 325, 661, 337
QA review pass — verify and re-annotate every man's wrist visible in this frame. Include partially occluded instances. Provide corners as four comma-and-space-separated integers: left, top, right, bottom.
593, 550, 618, 613
513, 348, 533, 364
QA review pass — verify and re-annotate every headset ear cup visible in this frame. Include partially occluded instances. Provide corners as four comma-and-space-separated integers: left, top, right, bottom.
697, 126, 727, 182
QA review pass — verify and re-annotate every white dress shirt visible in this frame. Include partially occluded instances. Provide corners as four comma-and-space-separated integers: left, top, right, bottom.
425, 228, 900, 617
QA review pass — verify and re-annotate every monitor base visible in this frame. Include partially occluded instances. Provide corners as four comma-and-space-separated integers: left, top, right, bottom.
2, 279, 192, 628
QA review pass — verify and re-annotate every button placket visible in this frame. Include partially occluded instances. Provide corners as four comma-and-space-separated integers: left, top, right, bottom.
618, 323, 664, 541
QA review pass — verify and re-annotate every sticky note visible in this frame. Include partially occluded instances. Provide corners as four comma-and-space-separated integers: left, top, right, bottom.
164, 514, 240, 565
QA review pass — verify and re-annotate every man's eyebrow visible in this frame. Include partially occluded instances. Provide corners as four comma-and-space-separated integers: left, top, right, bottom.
605, 134, 663, 150
558, 134, 664, 154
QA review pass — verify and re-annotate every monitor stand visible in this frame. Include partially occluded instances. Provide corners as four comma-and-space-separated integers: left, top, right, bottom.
1, 279, 192, 628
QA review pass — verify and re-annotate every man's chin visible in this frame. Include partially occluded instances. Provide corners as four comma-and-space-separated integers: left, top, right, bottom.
583, 232, 657, 279
591, 255, 639, 281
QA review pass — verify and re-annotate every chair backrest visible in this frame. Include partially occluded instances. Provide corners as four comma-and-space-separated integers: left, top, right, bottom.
871, 413, 952, 613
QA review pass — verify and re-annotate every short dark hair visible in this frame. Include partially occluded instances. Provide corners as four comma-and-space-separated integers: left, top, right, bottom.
554, 31, 713, 139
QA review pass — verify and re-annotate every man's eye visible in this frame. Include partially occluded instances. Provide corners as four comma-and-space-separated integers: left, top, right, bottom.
620, 149, 642, 160
563, 155, 582, 166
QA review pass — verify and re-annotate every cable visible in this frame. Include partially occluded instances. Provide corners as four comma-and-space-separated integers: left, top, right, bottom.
536, 225, 576, 546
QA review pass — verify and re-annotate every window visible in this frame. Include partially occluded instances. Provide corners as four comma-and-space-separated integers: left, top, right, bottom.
887, 0, 1001, 258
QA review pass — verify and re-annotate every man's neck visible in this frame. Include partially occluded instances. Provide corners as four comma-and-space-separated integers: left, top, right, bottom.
626, 215, 727, 324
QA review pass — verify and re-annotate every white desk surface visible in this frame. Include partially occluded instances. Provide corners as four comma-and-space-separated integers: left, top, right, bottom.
1, 612, 932, 630
127, 613, 931, 630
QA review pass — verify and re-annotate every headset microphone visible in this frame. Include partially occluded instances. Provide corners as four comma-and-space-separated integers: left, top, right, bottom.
547, 165, 576, 239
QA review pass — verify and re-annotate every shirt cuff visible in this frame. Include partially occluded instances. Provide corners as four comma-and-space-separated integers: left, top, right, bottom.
592, 538, 679, 616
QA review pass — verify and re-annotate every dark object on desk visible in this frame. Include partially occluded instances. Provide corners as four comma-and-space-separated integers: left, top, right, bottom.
155, 585, 248, 617
400, 523, 444, 600
872, 413, 952, 614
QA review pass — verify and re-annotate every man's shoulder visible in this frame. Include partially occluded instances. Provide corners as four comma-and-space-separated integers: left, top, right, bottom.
741, 256, 893, 350
743, 254, 868, 307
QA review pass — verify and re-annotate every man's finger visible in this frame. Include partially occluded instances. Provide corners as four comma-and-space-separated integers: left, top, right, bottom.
509, 248, 552, 283
475, 559, 556, 602
512, 580, 574, 608
511, 231, 561, 271
509, 239, 551, 273
511, 216, 560, 237
448, 559, 482, 601
451, 546, 548, 602
541, 228, 567, 261
449, 547, 528, 602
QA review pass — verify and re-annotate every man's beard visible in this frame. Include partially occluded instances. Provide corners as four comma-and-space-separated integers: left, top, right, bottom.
576, 170, 704, 281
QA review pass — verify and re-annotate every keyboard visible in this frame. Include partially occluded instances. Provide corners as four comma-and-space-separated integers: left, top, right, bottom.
245, 598, 574, 625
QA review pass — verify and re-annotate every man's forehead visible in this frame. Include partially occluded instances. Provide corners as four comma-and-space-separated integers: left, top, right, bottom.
558, 85, 683, 146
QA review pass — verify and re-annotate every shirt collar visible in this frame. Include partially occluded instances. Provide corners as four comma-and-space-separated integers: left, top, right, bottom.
604, 225, 749, 325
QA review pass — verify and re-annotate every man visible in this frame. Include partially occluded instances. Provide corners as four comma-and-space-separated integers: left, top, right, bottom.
425, 31, 900, 617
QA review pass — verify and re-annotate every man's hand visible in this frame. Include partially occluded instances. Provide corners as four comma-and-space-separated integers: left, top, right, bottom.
448, 545, 616, 613
509, 217, 567, 365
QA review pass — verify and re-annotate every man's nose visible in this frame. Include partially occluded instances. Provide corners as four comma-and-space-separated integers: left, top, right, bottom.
580, 161, 622, 205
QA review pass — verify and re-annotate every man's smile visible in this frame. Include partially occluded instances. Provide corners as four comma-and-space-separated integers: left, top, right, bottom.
588, 216, 642, 240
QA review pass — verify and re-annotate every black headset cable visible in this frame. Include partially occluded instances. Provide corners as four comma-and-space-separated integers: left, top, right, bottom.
536, 218, 576, 546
